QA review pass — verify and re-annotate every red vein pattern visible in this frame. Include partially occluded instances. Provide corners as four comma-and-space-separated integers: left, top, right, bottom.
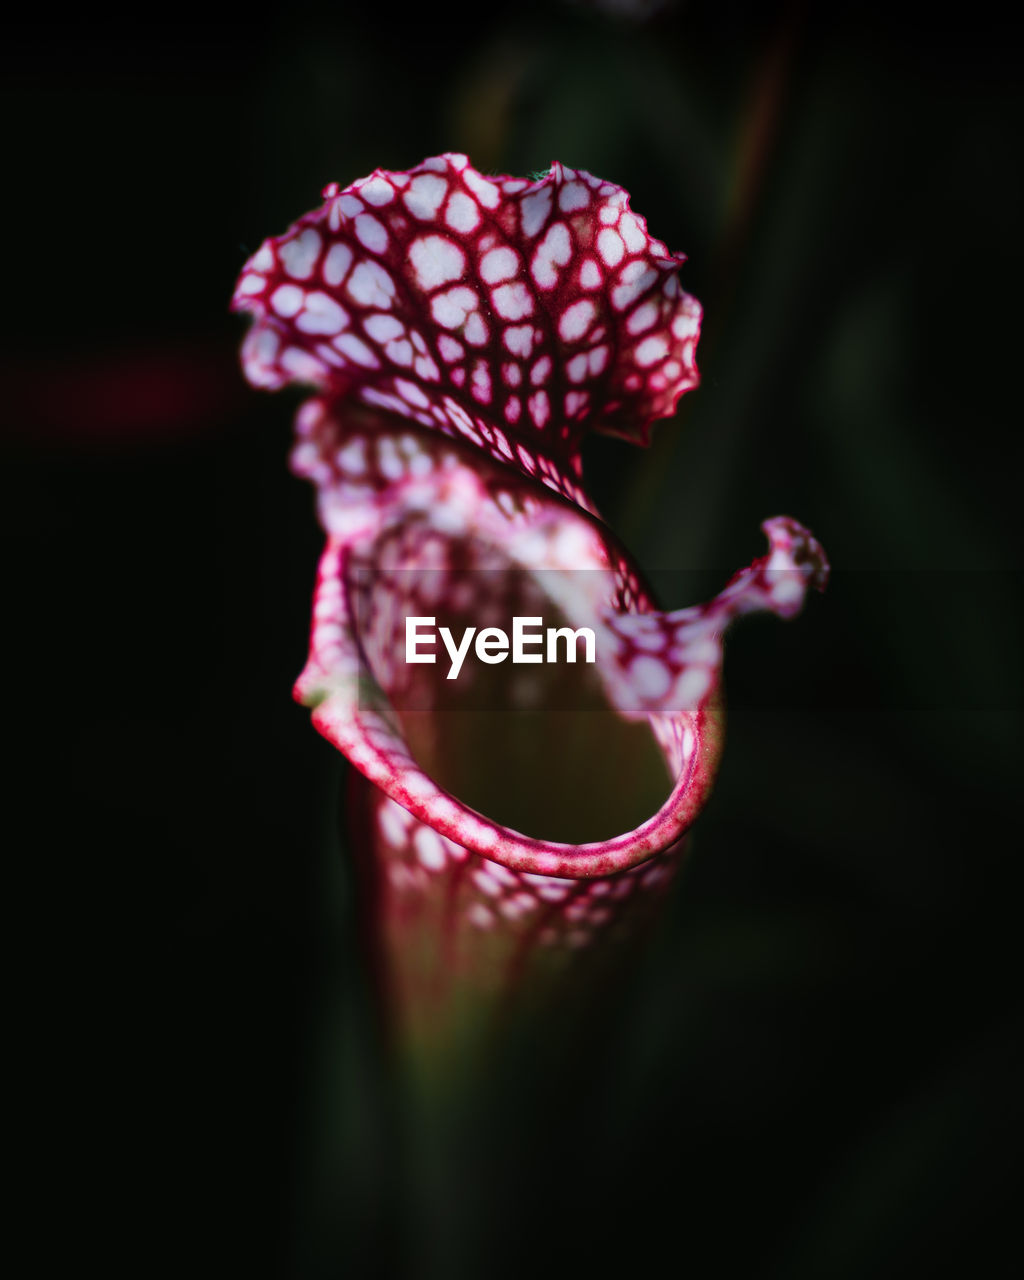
234, 154, 700, 505
232, 155, 827, 1034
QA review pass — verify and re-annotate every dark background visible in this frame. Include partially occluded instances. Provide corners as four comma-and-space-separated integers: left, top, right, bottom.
7, 2, 1021, 1276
